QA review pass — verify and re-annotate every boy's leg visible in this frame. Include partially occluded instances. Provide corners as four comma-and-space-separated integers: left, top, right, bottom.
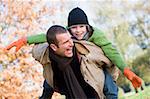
103, 69, 118, 99
39, 80, 54, 99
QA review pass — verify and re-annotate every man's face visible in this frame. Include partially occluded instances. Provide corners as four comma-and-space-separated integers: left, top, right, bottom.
69, 24, 87, 40
52, 32, 74, 57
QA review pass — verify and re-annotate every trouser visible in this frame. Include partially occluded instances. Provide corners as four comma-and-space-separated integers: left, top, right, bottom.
103, 69, 118, 99
40, 70, 118, 99
39, 80, 54, 99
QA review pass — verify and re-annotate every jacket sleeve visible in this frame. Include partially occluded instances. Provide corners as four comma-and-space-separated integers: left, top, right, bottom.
27, 33, 46, 44
32, 43, 50, 65
32, 43, 54, 87
88, 27, 127, 72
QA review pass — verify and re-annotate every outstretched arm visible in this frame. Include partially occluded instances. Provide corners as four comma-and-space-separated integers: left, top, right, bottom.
89, 27, 142, 89
5, 33, 46, 52
27, 33, 46, 44
89, 27, 127, 72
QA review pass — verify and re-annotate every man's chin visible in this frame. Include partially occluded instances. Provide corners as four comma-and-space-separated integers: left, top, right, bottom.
66, 53, 73, 57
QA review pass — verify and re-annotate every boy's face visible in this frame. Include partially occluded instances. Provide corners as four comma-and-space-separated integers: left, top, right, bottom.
51, 32, 74, 57
69, 24, 87, 40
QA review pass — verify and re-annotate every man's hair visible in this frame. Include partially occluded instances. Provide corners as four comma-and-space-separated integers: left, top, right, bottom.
46, 25, 67, 45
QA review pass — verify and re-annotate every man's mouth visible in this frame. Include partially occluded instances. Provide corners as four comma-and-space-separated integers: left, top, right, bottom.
67, 48, 72, 52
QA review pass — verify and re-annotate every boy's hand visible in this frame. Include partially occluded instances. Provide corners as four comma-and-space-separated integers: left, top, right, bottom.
124, 68, 142, 89
5, 37, 27, 52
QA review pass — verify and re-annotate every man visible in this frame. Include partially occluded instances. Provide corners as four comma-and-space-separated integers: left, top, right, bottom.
32, 25, 118, 99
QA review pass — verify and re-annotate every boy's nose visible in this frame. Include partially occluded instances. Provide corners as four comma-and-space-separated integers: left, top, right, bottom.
75, 26, 80, 32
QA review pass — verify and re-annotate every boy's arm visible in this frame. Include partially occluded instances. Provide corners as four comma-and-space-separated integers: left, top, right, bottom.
5, 33, 46, 52
27, 33, 46, 44
89, 27, 126, 72
89, 27, 142, 89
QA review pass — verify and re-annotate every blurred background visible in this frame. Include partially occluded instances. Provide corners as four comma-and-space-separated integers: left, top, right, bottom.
0, 0, 150, 99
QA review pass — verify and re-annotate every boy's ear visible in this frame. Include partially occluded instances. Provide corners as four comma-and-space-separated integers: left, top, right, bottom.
50, 44, 57, 51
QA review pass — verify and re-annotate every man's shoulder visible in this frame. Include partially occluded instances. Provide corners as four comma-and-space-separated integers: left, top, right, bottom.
32, 43, 49, 55
32, 43, 50, 64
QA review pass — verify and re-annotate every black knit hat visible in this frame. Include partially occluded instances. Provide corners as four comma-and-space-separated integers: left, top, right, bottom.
68, 7, 89, 27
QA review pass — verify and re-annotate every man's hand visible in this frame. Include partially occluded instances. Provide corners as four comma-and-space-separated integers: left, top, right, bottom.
124, 68, 142, 89
5, 37, 27, 52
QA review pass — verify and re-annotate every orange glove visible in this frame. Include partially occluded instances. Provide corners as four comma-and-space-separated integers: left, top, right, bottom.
124, 68, 142, 89
5, 37, 27, 52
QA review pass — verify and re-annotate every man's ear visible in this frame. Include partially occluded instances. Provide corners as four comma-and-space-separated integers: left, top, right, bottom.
50, 44, 58, 51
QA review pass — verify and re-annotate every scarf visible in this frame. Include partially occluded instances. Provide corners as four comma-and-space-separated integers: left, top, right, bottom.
49, 47, 87, 99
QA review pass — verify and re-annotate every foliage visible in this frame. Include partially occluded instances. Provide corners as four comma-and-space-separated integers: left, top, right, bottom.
131, 49, 150, 83
118, 86, 150, 99
117, 49, 150, 92
117, 73, 131, 93
113, 22, 136, 55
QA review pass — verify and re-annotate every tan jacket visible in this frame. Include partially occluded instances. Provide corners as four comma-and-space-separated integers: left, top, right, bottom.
32, 41, 119, 99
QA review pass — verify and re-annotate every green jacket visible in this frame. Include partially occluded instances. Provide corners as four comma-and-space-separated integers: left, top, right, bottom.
27, 27, 127, 72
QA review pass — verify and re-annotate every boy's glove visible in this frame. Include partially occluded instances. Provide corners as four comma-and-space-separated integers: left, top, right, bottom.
5, 37, 27, 52
124, 68, 142, 89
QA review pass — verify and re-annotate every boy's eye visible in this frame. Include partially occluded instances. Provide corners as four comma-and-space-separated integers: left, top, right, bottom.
80, 25, 84, 28
71, 26, 76, 29
70, 26, 77, 30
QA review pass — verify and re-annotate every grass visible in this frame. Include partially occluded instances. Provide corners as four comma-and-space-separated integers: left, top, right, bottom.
118, 86, 150, 99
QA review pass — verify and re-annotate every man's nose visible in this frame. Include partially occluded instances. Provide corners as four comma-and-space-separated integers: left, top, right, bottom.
69, 39, 74, 46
